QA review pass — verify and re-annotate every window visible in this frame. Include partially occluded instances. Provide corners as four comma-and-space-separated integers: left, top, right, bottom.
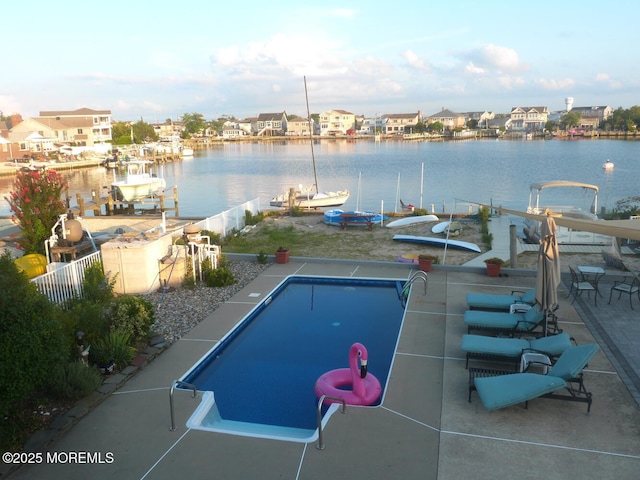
77, 129, 83, 134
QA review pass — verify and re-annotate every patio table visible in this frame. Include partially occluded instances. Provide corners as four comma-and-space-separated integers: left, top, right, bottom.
577, 265, 606, 300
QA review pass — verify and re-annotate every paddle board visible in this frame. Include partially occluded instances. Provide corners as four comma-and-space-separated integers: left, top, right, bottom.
392, 234, 482, 253
431, 221, 450, 233
385, 214, 439, 228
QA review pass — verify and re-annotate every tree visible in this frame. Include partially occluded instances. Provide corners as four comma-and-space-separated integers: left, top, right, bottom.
427, 121, 444, 133
181, 113, 207, 136
560, 111, 582, 130
5, 169, 67, 254
133, 119, 157, 143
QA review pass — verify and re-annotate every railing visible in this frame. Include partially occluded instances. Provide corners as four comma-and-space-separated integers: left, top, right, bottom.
31, 251, 102, 304
169, 380, 198, 431
400, 270, 428, 306
316, 395, 347, 450
190, 198, 261, 238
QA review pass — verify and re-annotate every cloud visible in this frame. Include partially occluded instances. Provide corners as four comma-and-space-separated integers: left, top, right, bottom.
535, 77, 575, 90
464, 62, 486, 75
402, 50, 430, 72
467, 44, 529, 74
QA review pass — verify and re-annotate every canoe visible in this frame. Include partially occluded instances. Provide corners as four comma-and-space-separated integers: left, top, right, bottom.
392, 234, 482, 253
431, 221, 450, 233
385, 214, 439, 228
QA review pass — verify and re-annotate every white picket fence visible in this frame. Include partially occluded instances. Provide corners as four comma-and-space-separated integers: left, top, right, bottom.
31, 198, 262, 304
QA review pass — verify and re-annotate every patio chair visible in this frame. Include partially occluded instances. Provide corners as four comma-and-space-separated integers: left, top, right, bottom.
464, 306, 546, 335
461, 332, 574, 369
608, 274, 640, 310
466, 288, 536, 311
567, 266, 596, 305
470, 343, 599, 412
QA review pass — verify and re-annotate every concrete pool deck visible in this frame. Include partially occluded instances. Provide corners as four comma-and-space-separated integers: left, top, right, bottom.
6, 257, 640, 479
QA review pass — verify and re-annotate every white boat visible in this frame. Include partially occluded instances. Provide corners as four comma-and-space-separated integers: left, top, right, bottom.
182, 147, 194, 157
602, 159, 614, 170
385, 214, 439, 228
111, 160, 166, 202
431, 221, 450, 234
522, 180, 611, 245
392, 234, 481, 253
270, 77, 349, 209
323, 209, 387, 226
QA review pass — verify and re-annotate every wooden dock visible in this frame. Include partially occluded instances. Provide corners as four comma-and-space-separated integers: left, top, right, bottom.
67, 186, 179, 217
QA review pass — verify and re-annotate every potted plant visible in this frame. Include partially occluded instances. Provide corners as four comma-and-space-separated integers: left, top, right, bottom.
418, 254, 439, 272
275, 247, 290, 264
484, 257, 505, 277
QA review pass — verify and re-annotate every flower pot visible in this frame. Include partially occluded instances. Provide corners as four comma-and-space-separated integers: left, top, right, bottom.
418, 258, 433, 272
275, 249, 290, 264
486, 263, 501, 277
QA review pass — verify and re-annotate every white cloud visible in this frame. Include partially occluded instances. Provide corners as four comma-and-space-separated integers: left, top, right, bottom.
595, 73, 610, 81
464, 62, 486, 75
535, 78, 575, 90
467, 44, 529, 74
402, 50, 430, 72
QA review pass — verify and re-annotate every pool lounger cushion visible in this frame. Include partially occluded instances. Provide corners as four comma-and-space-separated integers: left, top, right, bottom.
461, 332, 573, 367
466, 288, 536, 311
474, 343, 599, 411
464, 307, 545, 333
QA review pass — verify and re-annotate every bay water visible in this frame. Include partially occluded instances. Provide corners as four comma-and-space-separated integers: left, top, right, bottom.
0, 139, 637, 218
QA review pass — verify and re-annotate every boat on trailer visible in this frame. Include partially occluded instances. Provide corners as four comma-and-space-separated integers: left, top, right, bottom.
522, 180, 610, 245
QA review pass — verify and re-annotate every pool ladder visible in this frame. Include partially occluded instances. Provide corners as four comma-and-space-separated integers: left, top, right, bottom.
316, 395, 347, 450
400, 270, 428, 306
169, 380, 198, 431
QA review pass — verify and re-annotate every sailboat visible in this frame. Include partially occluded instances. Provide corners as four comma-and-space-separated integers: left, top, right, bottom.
269, 77, 349, 209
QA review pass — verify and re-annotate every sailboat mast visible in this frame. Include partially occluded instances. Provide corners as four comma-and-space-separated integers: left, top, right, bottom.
304, 76, 319, 195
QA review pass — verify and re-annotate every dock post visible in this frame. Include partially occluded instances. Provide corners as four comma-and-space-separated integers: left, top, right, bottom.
173, 186, 179, 217
75, 194, 86, 216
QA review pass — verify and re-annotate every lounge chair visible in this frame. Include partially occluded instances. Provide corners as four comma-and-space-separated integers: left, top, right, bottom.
461, 332, 574, 369
470, 343, 599, 412
466, 288, 536, 311
463, 306, 547, 335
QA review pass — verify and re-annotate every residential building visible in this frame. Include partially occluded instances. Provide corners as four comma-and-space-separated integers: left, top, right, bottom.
508, 106, 549, 131
358, 116, 388, 135
569, 106, 614, 130
319, 109, 355, 136
285, 117, 318, 136
382, 113, 421, 135
464, 111, 495, 128
39, 107, 112, 145
426, 109, 466, 130
256, 112, 287, 136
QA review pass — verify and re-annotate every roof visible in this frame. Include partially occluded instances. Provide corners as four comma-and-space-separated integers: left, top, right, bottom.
257, 112, 285, 121
39, 107, 111, 116
428, 109, 461, 118
383, 113, 419, 120
530, 180, 599, 193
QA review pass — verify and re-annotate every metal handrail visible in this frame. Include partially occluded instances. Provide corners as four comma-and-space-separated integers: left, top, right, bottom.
169, 380, 198, 431
401, 270, 428, 304
316, 395, 347, 450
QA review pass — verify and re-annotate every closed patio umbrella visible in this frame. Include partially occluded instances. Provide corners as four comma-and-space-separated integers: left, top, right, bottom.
535, 209, 561, 336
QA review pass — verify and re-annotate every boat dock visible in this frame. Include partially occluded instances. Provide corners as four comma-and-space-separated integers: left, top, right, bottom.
67, 186, 180, 217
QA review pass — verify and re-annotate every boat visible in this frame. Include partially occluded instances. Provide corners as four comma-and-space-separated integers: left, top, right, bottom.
392, 234, 481, 253
182, 147, 194, 157
111, 160, 166, 202
431, 221, 450, 234
385, 214, 439, 228
522, 180, 611, 245
270, 77, 349, 209
602, 159, 614, 170
400, 199, 416, 212
101, 153, 119, 169
324, 209, 387, 227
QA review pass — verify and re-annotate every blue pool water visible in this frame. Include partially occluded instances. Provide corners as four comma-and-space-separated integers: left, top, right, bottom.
181, 275, 406, 441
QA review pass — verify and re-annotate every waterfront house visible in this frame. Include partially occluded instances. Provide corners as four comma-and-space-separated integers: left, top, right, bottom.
285, 116, 318, 136
358, 115, 388, 135
569, 106, 614, 130
39, 107, 113, 145
508, 106, 549, 132
383, 112, 421, 135
256, 112, 287, 136
319, 109, 356, 136
426, 108, 466, 131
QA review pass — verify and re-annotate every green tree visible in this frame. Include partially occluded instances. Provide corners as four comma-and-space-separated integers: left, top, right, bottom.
427, 121, 444, 133
181, 113, 207, 136
560, 111, 582, 130
133, 119, 158, 143
5, 169, 67, 254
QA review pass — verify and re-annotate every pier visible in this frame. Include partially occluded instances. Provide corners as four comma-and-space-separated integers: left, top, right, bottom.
68, 186, 179, 217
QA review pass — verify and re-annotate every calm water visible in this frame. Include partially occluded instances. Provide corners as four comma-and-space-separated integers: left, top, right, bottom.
1, 139, 638, 217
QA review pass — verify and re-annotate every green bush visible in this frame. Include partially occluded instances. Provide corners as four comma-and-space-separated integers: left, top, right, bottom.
81, 261, 116, 305
106, 296, 155, 344
58, 300, 108, 358
200, 229, 222, 245
205, 266, 236, 287
92, 331, 136, 370
0, 252, 67, 419
50, 362, 102, 400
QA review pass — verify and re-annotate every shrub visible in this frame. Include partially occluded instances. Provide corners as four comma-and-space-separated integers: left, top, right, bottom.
256, 250, 268, 264
205, 266, 236, 287
5, 169, 68, 254
106, 296, 155, 344
199, 229, 222, 245
50, 362, 102, 400
81, 261, 116, 305
92, 331, 136, 371
0, 252, 67, 420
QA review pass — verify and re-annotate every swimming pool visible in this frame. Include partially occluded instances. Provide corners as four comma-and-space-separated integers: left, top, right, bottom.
180, 275, 407, 442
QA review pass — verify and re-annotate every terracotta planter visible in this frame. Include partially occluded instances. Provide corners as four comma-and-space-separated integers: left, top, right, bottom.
275, 249, 290, 264
486, 263, 501, 277
418, 258, 433, 272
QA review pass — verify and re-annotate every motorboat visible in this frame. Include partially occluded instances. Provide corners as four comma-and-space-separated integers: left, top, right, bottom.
111, 160, 166, 202
602, 159, 614, 170
522, 180, 610, 245
270, 77, 349, 209
270, 187, 350, 209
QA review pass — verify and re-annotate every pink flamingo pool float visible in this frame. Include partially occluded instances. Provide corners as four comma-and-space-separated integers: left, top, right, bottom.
315, 342, 382, 406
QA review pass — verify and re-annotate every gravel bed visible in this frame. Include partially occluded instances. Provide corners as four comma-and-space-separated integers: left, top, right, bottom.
143, 260, 269, 344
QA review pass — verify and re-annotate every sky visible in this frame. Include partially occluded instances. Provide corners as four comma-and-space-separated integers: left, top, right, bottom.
1, 0, 639, 122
